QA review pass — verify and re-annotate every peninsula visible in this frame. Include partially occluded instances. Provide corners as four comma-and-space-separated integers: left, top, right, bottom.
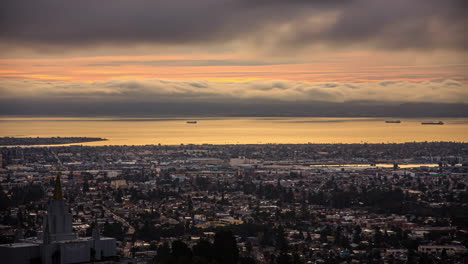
0, 136, 107, 146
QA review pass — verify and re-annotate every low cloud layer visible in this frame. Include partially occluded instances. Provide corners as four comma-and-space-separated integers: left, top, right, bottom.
1, 79, 466, 104
1, 0, 467, 52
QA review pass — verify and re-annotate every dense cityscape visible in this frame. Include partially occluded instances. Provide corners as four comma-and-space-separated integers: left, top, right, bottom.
2, 0, 467, 264
1, 142, 467, 263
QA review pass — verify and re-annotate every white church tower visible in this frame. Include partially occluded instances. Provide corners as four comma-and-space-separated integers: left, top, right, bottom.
0, 173, 117, 264
40, 173, 80, 264
43, 173, 78, 242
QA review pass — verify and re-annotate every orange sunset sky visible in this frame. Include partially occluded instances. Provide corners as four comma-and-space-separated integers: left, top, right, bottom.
0, 0, 467, 115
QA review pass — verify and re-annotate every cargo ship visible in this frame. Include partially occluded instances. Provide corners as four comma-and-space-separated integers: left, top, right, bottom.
421, 121, 444, 125
385, 120, 401, 123
186, 121, 197, 124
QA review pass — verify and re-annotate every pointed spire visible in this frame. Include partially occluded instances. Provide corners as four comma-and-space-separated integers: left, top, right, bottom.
53, 172, 63, 200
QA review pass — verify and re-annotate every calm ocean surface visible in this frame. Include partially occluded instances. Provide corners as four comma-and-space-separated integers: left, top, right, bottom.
0, 117, 467, 146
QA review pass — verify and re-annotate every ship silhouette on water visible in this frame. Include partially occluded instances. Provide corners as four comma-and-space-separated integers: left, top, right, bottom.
385, 120, 401, 123
186, 121, 197, 124
421, 121, 444, 125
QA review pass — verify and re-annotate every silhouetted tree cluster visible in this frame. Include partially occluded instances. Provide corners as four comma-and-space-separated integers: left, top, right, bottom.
153, 230, 242, 264
137, 222, 185, 241
0, 184, 44, 210
102, 221, 126, 241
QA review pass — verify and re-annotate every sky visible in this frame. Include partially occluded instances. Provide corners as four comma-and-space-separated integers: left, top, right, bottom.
0, 0, 467, 116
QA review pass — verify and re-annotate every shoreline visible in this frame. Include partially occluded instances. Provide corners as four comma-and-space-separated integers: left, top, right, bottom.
1, 141, 466, 148
0, 137, 108, 146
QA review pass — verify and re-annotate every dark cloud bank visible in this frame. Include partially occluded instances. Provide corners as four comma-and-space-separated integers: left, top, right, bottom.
1, 1, 467, 117
0, 78, 467, 117
1, 0, 467, 50
1, 99, 467, 117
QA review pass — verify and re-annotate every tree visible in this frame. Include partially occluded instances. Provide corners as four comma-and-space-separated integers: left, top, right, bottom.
83, 180, 90, 193
277, 253, 291, 264
239, 256, 257, 264
0, 185, 11, 210
441, 249, 448, 259
193, 240, 214, 263
373, 227, 383, 248
353, 226, 362, 244
275, 226, 289, 264
171, 240, 192, 258
214, 230, 239, 264
114, 189, 123, 203
156, 240, 192, 264
154, 243, 171, 264
102, 221, 125, 241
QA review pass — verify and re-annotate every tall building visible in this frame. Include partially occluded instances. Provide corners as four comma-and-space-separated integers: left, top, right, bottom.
0, 174, 117, 264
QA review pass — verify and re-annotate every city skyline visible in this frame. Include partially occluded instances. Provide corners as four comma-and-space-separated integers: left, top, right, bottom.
1, 2, 468, 263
